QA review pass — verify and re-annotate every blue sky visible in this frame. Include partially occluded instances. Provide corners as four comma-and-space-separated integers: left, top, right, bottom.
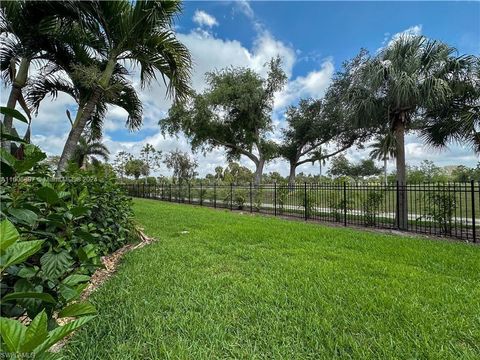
182, 1, 480, 70
2, 1, 479, 176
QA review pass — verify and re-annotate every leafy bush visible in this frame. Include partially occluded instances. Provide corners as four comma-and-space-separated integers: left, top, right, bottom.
233, 189, 248, 210
0, 219, 96, 359
328, 194, 352, 222
303, 191, 317, 219
362, 190, 384, 226
277, 185, 290, 214
253, 188, 263, 212
1, 112, 139, 356
421, 191, 456, 234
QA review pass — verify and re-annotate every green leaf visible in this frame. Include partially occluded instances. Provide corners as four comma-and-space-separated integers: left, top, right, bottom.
0, 106, 28, 123
7, 208, 38, 226
62, 274, 91, 287
0, 316, 27, 352
0, 148, 16, 177
70, 206, 89, 217
21, 310, 48, 353
14, 144, 47, 173
36, 187, 61, 205
17, 266, 37, 278
1, 292, 56, 304
58, 284, 81, 303
40, 251, 73, 280
0, 240, 44, 272
34, 315, 96, 354
58, 302, 96, 318
1, 122, 27, 143
0, 219, 19, 254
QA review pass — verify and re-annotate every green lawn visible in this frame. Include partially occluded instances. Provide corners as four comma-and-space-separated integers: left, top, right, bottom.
63, 199, 480, 359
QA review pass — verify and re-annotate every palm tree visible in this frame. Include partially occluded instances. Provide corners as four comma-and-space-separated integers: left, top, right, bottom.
72, 135, 109, 169
369, 133, 397, 185
55, 0, 192, 175
421, 57, 480, 154
346, 35, 476, 229
0, 0, 81, 150
27, 56, 143, 143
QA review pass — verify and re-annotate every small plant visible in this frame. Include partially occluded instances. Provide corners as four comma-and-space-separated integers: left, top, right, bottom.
303, 191, 317, 219
362, 190, 384, 226
328, 193, 352, 222
253, 188, 263, 212
277, 185, 290, 214
234, 189, 248, 210
0, 219, 96, 358
420, 191, 456, 234
0, 310, 95, 358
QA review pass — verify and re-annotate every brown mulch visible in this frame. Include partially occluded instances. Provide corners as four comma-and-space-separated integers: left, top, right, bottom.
49, 229, 156, 353
80, 229, 155, 300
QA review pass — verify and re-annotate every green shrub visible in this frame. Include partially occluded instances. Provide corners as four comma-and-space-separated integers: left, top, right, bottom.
0, 219, 96, 359
253, 188, 263, 212
277, 185, 290, 214
1, 114, 138, 356
233, 189, 248, 209
362, 190, 384, 226
328, 192, 352, 222
420, 191, 457, 234
303, 191, 317, 219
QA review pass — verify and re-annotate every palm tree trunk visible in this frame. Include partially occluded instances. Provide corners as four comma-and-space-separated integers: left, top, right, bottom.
383, 157, 387, 185
1, 58, 29, 151
56, 58, 116, 176
56, 93, 100, 176
394, 114, 408, 230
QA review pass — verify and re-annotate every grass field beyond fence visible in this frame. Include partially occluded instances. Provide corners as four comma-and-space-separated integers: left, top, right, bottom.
125, 182, 480, 242
63, 199, 480, 359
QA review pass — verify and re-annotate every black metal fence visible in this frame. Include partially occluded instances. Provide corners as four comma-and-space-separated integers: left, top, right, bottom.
123, 181, 480, 243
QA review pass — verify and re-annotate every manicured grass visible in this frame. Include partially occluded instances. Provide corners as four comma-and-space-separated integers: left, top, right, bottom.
63, 199, 480, 359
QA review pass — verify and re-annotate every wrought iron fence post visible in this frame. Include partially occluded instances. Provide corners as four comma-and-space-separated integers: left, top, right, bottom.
274, 182, 277, 216
343, 182, 347, 226
169, 183, 172, 202
214, 182, 217, 208
304, 182, 307, 221
230, 183, 233, 210
200, 181, 203, 206
471, 180, 476, 243
249, 182, 253, 213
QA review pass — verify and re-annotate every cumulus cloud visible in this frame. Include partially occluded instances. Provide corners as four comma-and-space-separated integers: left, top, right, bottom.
3, 5, 476, 178
384, 24, 423, 48
193, 10, 218, 28
274, 59, 334, 110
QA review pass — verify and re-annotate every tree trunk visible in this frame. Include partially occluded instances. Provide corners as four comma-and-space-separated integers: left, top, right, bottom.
253, 158, 265, 186
1, 58, 30, 151
56, 93, 100, 176
383, 157, 387, 185
394, 114, 408, 230
56, 58, 116, 176
288, 162, 296, 187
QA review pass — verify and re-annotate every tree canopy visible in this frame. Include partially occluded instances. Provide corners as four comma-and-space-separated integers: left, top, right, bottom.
160, 57, 287, 185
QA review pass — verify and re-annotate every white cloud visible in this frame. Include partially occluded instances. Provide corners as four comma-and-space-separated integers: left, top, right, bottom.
236, 0, 254, 19
385, 24, 423, 48
274, 59, 334, 110
3, 9, 476, 178
192, 10, 218, 28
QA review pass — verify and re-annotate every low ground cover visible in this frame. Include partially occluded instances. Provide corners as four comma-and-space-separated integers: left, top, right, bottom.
64, 199, 479, 359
